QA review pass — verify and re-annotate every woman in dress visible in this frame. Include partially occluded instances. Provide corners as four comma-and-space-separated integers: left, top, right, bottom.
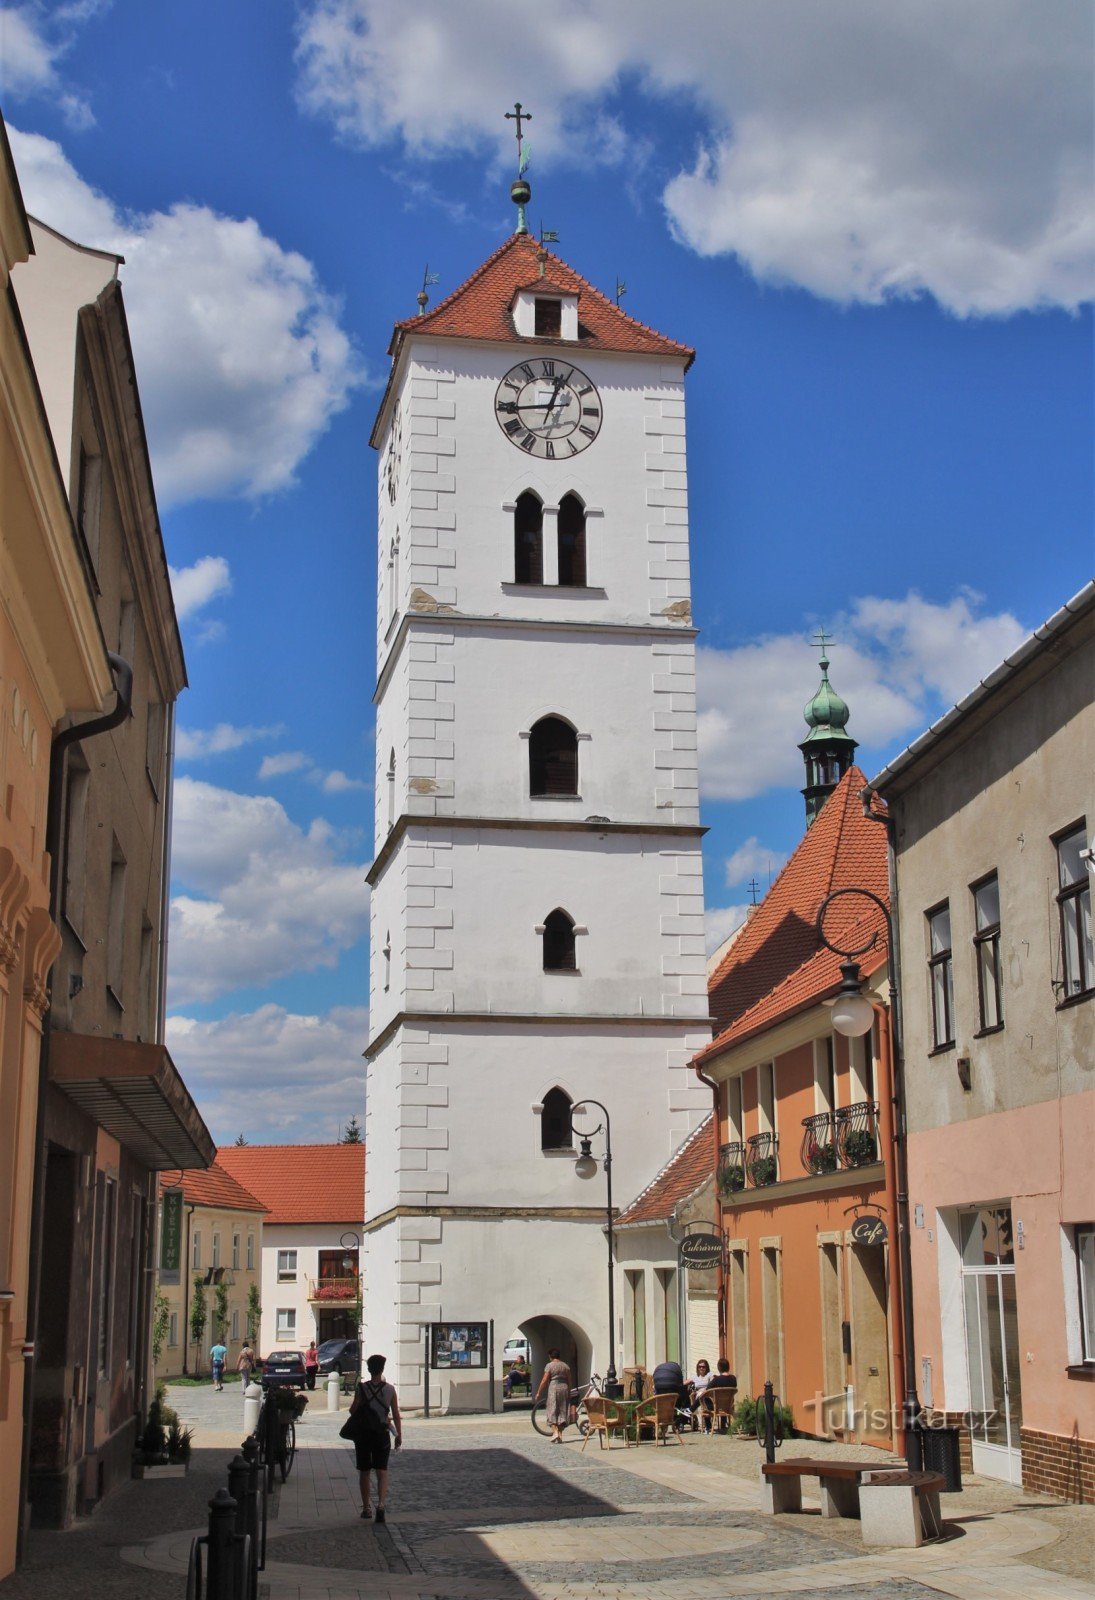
534, 1346, 572, 1444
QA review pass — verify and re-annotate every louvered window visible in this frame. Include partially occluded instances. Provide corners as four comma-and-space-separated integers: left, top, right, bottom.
514, 491, 543, 584
543, 909, 577, 971
535, 298, 561, 337
529, 717, 578, 796
557, 493, 586, 587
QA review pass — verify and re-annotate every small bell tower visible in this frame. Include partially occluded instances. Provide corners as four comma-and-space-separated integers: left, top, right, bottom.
800, 635, 857, 826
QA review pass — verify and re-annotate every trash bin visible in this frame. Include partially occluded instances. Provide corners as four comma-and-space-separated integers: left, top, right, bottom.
919, 1424, 963, 1493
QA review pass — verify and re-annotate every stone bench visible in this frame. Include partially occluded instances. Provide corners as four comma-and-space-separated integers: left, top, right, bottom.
761, 1458, 945, 1547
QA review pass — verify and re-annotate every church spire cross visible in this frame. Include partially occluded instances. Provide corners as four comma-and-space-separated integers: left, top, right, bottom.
504, 101, 532, 156
810, 627, 834, 666
505, 102, 533, 235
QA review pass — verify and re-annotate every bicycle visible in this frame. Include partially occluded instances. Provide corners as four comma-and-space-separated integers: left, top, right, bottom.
530, 1372, 602, 1438
277, 1416, 296, 1481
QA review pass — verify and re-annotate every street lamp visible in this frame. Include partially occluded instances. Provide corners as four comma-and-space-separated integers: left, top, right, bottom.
340, 1231, 362, 1362
570, 1099, 620, 1398
816, 885, 922, 1462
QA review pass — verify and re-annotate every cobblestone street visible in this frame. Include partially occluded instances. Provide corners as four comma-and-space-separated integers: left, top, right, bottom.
5, 1388, 1091, 1600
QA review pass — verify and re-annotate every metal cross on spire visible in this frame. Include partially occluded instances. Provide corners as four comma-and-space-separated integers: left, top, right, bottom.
748, 877, 761, 907
810, 627, 835, 663
505, 101, 532, 172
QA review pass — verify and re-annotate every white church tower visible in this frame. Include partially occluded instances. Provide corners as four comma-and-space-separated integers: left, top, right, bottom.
364, 156, 711, 1409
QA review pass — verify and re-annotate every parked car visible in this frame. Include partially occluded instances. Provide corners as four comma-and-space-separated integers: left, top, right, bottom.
316, 1337, 359, 1379
261, 1350, 307, 1390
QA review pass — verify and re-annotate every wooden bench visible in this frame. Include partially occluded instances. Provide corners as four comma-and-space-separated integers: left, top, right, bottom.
761, 1458, 945, 1546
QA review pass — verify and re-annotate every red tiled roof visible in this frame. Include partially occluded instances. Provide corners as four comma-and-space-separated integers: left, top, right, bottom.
215, 1144, 365, 1227
392, 231, 692, 361
159, 1162, 266, 1214
616, 1115, 716, 1227
699, 768, 889, 1060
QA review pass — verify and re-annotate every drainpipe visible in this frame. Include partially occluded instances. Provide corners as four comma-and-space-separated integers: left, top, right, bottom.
181, 1205, 195, 1375
154, 702, 176, 1046
18, 653, 132, 1561
693, 1062, 726, 1362
860, 785, 921, 1459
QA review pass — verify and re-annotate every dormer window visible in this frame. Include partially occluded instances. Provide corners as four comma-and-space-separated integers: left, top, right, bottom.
535, 298, 561, 337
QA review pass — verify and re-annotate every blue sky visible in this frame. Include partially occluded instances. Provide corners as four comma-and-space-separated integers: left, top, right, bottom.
2, 0, 1091, 1142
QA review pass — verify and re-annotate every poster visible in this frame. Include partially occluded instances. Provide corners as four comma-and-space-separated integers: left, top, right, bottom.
429, 1321, 487, 1369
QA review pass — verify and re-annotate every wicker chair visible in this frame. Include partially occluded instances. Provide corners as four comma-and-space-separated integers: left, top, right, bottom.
698, 1386, 737, 1434
634, 1391, 683, 1445
581, 1394, 632, 1451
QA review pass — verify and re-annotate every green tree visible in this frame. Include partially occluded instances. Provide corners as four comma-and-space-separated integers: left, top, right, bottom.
190, 1277, 207, 1375
246, 1282, 261, 1344
214, 1281, 229, 1343
151, 1289, 171, 1368
341, 1114, 363, 1144
234, 1133, 248, 1145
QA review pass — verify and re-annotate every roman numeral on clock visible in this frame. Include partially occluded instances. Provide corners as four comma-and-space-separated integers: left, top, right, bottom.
518, 431, 536, 451
519, 363, 535, 382
579, 424, 597, 439
582, 407, 600, 417
504, 418, 523, 435
541, 359, 555, 377
543, 440, 555, 459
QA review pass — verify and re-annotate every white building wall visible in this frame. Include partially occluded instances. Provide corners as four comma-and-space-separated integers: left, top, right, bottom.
365, 311, 710, 1409
258, 1222, 360, 1356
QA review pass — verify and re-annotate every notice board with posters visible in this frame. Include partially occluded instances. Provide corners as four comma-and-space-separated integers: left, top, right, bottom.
428, 1322, 488, 1369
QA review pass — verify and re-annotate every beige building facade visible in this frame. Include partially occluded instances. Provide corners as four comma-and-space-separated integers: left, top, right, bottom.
155, 1166, 265, 1382
871, 582, 1095, 1497
0, 121, 116, 1580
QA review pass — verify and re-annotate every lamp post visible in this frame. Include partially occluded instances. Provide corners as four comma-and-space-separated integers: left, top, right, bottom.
816, 886, 922, 1461
340, 1231, 362, 1362
571, 1099, 620, 1399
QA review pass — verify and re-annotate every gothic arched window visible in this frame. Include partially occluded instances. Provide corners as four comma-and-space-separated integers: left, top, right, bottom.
514, 491, 543, 585
529, 716, 578, 796
543, 908, 577, 972
557, 492, 586, 587
541, 1086, 573, 1150
386, 749, 396, 830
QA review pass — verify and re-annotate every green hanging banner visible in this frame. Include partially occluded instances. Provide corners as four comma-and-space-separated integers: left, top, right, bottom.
160, 1188, 183, 1276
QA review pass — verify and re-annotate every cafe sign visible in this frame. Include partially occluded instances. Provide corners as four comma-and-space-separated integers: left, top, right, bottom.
677, 1233, 724, 1270
850, 1213, 889, 1247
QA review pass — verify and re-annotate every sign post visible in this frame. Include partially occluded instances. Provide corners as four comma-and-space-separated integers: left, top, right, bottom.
160, 1188, 183, 1284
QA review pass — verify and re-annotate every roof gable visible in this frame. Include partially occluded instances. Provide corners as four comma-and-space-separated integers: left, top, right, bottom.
616, 1115, 716, 1227
160, 1162, 266, 1214
702, 768, 889, 1056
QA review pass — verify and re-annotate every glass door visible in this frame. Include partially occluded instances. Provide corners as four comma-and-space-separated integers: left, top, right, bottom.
960, 1207, 1023, 1484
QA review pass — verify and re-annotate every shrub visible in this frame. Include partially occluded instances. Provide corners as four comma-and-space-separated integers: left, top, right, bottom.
731, 1393, 795, 1440
809, 1144, 839, 1175
844, 1129, 877, 1165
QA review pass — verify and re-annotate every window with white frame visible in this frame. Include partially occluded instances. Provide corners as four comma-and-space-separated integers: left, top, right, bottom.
192, 1229, 202, 1270
1055, 823, 1093, 1001
276, 1308, 296, 1341
972, 873, 1004, 1031
1078, 1226, 1095, 1363
246, 1234, 254, 1270
232, 1233, 240, 1270
212, 1232, 221, 1268
726, 1076, 744, 1144
277, 1250, 297, 1282
927, 902, 955, 1050
757, 1061, 776, 1134
169, 1311, 179, 1346
814, 1036, 837, 1114
231, 1308, 240, 1342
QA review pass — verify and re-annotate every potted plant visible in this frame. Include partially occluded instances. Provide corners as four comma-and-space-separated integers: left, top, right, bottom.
132, 1389, 193, 1478
719, 1163, 746, 1197
272, 1388, 309, 1420
749, 1154, 779, 1187
809, 1142, 839, 1175
844, 1129, 877, 1166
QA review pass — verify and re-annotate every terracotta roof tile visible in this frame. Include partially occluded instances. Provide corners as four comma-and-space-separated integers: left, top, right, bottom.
700, 768, 889, 1059
393, 232, 691, 359
215, 1144, 365, 1227
159, 1162, 266, 1214
616, 1115, 716, 1227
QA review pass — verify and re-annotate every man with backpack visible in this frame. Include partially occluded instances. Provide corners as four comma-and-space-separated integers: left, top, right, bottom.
348, 1353, 402, 1522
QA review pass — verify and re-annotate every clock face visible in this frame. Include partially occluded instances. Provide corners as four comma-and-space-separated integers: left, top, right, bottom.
494, 358, 602, 459
386, 404, 402, 504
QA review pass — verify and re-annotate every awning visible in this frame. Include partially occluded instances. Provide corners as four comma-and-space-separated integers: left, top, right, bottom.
49, 1031, 215, 1170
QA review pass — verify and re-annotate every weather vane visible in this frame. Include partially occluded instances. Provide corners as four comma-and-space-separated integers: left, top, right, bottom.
505, 102, 533, 234
417, 263, 440, 316
539, 223, 559, 244
615, 278, 627, 306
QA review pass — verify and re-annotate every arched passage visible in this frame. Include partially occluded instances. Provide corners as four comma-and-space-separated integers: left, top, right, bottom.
515, 1312, 594, 1389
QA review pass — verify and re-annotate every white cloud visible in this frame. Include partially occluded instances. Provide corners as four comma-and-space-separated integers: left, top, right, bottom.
175, 724, 282, 761
318, 768, 370, 794
0, 6, 94, 129
167, 1004, 368, 1145
8, 126, 364, 507
259, 751, 311, 779
705, 903, 750, 957
295, 0, 1093, 315
698, 589, 1028, 802
723, 838, 787, 890
169, 555, 232, 620
167, 778, 369, 1004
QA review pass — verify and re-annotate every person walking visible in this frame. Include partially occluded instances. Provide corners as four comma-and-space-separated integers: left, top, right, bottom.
349, 1353, 401, 1522
304, 1340, 319, 1391
533, 1347, 572, 1444
209, 1338, 228, 1392
236, 1342, 255, 1385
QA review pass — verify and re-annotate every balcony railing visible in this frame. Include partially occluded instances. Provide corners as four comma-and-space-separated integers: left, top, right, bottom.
800, 1112, 839, 1175
307, 1276, 359, 1303
835, 1101, 880, 1167
746, 1131, 779, 1187
717, 1141, 746, 1197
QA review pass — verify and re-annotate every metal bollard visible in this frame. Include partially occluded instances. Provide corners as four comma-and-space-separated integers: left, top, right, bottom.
227, 1453, 258, 1600
326, 1371, 340, 1412
242, 1380, 262, 1436
240, 1436, 266, 1572
204, 1488, 239, 1600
